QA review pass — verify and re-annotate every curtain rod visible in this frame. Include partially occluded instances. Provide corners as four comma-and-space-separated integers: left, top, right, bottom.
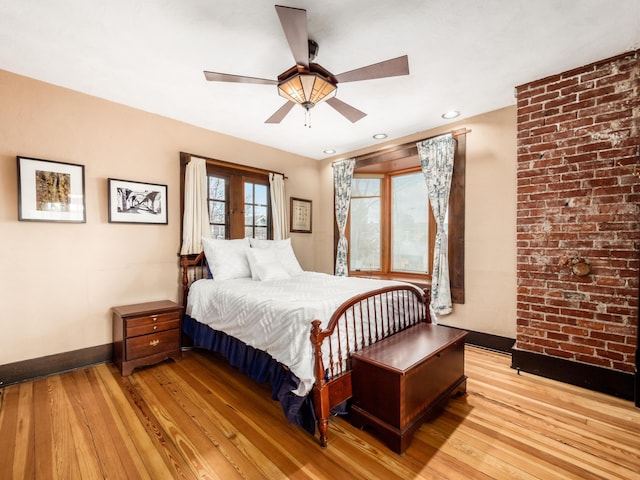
180, 151, 287, 179
332, 128, 471, 165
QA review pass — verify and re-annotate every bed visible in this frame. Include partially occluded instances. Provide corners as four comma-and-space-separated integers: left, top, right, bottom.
180, 237, 430, 447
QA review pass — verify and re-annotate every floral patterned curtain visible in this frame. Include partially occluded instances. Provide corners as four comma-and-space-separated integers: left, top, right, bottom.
417, 134, 455, 318
333, 158, 355, 276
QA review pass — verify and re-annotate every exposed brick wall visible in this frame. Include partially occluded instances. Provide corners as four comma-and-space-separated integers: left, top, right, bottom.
515, 50, 640, 374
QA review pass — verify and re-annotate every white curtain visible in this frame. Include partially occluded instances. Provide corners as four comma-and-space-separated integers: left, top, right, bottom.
269, 173, 288, 240
333, 158, 355, 276
180, 157, 211, 254
417, 134, 455, 319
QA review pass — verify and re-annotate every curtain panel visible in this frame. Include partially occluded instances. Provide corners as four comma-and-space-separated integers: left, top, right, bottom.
417, 134, 455, 318
269, 173, 288, 240
180, 156, 211, 254
332, 159, 355, 276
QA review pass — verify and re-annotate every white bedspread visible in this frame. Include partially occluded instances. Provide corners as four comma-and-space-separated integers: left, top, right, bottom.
186, 272, 416, 396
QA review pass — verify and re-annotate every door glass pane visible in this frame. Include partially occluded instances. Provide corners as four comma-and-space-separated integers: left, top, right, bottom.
391, 173, 429, 273
209, 176, 225, 200
254, 227, 268, 240
207, 175, 228, 238
255, 184, 267, 205
243, 181, 270, 239
209, 201, 225, 224
211, 225, 225, 239
255, 205, 267, 226
245, 205, 253, 226
350, 197, 381, 271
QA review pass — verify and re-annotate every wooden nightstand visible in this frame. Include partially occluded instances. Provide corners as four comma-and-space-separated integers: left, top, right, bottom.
112, 300, 183, 376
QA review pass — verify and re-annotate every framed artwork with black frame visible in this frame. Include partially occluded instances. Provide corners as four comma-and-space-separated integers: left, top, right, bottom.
17, 156, 86, 223
290, 197, 312, 233
108, 178, 168, 224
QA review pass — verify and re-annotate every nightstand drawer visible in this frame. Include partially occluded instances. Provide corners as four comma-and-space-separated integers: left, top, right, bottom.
126, 329, 180, 361
126, 317, 180, 337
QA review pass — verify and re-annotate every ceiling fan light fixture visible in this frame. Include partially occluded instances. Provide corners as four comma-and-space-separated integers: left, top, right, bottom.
278, 72, 337, 108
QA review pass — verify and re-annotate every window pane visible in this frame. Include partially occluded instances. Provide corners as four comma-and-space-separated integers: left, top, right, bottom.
255, 206, 267, 226
254, 227, 268, 240
245, 226, 253, 238
351, 178, 380, 197
255, 184, 267, 205
209, 176, 225, 200
211, 225, 225, 239
391, 173, 429, 273
209, 201, 225, 224
245, 205, 253, 226
245, 182, 253, 203
350, 197, 381, 271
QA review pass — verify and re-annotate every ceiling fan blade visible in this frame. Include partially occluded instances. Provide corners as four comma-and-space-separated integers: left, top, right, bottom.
326, 97, 367, 123
265, 101, 296, 124
275, 5, 309, 68
204, 71, 277, 85
334, 55, 409, 83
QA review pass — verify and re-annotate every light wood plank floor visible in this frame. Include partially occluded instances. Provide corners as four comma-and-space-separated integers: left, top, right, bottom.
1, 346, 639, 479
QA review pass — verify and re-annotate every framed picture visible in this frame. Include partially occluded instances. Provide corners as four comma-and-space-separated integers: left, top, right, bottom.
108, 178, 168, 224
290, 197, 312, 233
17, 156, 86, 223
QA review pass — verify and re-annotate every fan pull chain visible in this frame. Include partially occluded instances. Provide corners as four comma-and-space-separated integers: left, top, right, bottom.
304, 108, 311, 128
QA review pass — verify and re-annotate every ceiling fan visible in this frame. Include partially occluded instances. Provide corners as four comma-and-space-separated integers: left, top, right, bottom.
204, 5, 410, 125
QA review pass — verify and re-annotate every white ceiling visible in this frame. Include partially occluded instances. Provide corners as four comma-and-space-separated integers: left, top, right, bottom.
1, 0, 639, 160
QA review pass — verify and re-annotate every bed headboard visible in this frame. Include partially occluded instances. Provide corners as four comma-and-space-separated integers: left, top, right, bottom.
180, 252, 208, 307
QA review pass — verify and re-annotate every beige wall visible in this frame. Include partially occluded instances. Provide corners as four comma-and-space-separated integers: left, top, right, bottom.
0, 68, 518, 366
317, 106, 518, 338
0, 69, 320, 364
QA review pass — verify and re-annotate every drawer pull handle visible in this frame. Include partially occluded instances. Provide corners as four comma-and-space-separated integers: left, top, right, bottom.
149, 339, 160, 347
152, 316, 158, 322
153, 325, 157, 330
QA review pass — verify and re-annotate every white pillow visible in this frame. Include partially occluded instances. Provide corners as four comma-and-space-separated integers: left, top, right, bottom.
249, 238, 303, 275
246, 248, 290, 281
201, 237, 251, 280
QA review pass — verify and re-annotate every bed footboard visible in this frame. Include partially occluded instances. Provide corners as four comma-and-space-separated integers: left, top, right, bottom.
310, 285, 430, 447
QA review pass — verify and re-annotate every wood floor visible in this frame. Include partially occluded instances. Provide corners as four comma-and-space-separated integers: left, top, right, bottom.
1, 346, 639, 479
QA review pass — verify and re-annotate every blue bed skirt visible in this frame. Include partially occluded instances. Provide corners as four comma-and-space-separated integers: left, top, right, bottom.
182, 315, 317, 434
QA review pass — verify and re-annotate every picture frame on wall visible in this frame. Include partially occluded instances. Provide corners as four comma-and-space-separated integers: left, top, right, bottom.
17, 156, 86, 223
290, 197, 312, 233
108, 178, 168, 224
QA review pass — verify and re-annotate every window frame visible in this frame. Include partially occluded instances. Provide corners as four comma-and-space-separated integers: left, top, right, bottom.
348, 166, 436, 284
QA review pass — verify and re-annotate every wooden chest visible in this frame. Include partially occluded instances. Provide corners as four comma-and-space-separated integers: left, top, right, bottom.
350, 323, 467, 453
112, 300, 183, 376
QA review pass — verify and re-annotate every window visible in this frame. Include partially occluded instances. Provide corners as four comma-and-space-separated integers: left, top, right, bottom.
342, 131, 466, 303
350, 177, 382, 271
391, 172, 430, 273
349, 169, 433, 278
205, 169, 270, 240
180, 152, 272, 241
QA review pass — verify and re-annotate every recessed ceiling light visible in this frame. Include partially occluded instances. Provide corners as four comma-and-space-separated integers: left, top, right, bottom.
442, 110, 460, 119
323, 149, 336, 155
372, 133, 387, 140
